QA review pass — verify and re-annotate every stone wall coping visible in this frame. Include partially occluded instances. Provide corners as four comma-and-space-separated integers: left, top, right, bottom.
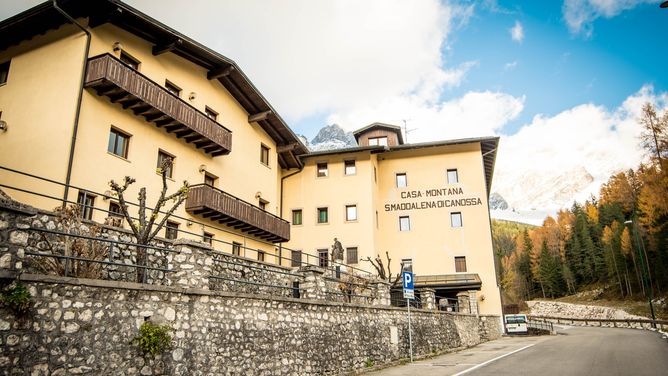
1, 271, 499, 319
172, 238, 213, 251
0, 200, 38, 216
299, 265, 326, 275
420, 288, 436, 292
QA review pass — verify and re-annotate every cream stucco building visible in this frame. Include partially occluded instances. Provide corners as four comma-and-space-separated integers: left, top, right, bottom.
0, 0, 501, 315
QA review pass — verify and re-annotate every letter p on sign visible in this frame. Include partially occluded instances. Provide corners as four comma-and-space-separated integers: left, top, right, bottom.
403, 271, 413, 289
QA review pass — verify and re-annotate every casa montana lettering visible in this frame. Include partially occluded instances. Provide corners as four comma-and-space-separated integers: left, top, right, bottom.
384, 187, 483, 212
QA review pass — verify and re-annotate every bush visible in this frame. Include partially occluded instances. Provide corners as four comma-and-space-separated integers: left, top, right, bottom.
130, 321, 173, 356
1, 282, 32, 315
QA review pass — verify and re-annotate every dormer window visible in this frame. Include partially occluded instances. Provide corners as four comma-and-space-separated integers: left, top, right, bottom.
368, 136, 388, 146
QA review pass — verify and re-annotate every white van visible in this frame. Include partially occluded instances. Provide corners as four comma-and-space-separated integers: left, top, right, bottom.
504, 314, 528, 334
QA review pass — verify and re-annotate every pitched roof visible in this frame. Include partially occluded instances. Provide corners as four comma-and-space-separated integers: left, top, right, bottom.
0, 0, 308, 168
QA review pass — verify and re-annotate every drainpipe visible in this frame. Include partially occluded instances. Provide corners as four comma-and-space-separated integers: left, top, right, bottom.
53, 0, 91, 207
278, 164, 304, 258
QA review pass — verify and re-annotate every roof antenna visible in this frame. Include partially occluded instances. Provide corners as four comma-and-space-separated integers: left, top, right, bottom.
402, 119, 417, 143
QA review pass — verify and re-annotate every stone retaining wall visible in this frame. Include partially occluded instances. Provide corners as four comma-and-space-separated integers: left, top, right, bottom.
0, 275, 501, 375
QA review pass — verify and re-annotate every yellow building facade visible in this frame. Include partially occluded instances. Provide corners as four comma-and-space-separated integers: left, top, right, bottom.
0, 1, 501, 315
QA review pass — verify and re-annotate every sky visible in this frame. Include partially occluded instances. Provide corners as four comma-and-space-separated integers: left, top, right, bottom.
2, 0, 667, 216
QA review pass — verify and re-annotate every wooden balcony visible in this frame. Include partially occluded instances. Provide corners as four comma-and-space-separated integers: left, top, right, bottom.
84, 53, 232, 156
186, 184, 290, 243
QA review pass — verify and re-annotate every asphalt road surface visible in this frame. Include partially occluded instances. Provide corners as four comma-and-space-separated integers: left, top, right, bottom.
368, 326, 668, 376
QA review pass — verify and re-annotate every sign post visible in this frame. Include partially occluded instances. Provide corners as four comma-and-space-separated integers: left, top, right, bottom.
402, 271, 414, 362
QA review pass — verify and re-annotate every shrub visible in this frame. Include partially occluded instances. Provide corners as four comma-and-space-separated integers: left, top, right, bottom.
130, 321, 173, 356
1, 282, 32, 315
29, 205, 107, 279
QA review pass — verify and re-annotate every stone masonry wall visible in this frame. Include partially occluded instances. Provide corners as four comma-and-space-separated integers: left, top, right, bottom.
0, 276, 500, 375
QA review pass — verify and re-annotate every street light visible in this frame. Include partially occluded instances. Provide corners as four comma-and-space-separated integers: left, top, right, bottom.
624, 219, 657, 326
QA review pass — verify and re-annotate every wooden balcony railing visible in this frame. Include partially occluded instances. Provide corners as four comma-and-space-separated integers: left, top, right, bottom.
84, 53, 232, 156
185, 184, 290, 243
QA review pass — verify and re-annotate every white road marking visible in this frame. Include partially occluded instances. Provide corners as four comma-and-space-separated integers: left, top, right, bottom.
451, 344, 536, 376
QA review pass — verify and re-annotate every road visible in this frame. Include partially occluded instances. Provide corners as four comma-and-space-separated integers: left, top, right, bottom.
368, 326, 668, 376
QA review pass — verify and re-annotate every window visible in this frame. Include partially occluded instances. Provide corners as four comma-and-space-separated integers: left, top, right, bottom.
345, 205, 357, 221
396, 173, 407, 188
260, 144, 270, 166
318, 249, 329, 267
374, 166, 377, 183
107, 128, 130, 158
205, 106, 218, 120
291, 250, 302, 267
447, 169, 459, 184
203, 232, 214, 246
346, 247, 358, 264
0, 61, 10, 85
257, 250, 265, 262
399, 216, 410, 231
165, 221, 179, 240
108, 201, 122, 217
455, 256, 467, 272
317, 162, 328, 177
344, 160, 356, 175
259, 199, 268, 211
292, 209, 303, 225
451, 212, 463, 228
157, 151, 174, 178
317, 207, 328, 224
368, 136, 388, 146
204, 173, 217, 187
119, 52, 140, 70
232, 242, 242, 256
77, 191, 95, 220
165, 80, 181, 96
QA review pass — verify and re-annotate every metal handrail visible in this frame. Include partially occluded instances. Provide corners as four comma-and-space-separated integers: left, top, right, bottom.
529, 315, 668, 329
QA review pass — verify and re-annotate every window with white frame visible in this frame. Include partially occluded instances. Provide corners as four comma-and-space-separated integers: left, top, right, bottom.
399, 216, 410, 231
451, 212, 463, 227
346, 205, 357, 221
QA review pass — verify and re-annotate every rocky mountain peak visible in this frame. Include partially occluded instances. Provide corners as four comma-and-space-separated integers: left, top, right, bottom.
309, 124, 357, 151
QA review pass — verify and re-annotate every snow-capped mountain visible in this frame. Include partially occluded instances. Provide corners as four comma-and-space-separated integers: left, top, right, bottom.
308, 124, 357, 151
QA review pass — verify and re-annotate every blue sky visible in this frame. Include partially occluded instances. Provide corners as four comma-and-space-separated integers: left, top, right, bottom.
293, 1, 668, 139
444, 1, 667, 135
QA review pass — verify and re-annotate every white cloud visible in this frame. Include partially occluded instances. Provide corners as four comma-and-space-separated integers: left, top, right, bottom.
126, 0, 473, 122
327, 90, 525, 141
563, 0, 656, 37
494, 85, 668, 211
510, 21, 524, 43
504, 61, 518, 71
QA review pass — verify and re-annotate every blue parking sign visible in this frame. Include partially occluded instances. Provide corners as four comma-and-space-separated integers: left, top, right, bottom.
402, 271, 414, 299
402, 271, 414, 289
